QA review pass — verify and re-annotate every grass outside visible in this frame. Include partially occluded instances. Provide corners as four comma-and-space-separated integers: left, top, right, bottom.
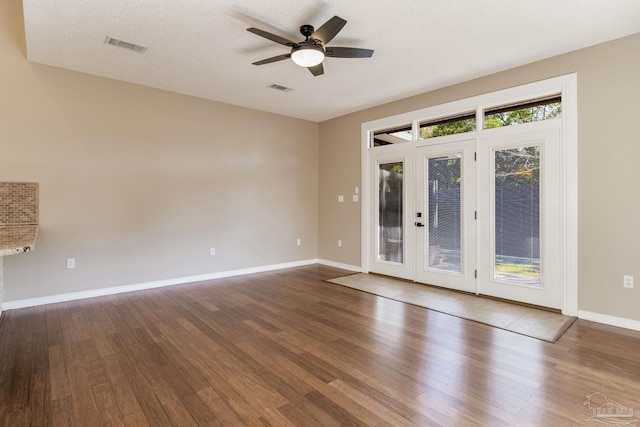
495, 258, 540, 278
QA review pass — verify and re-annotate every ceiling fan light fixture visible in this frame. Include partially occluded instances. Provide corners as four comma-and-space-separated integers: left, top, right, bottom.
291, 45, 325, 67
247, 16, 373, 76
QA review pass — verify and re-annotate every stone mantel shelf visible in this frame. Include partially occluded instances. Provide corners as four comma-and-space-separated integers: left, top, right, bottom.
0, 225, 39, 256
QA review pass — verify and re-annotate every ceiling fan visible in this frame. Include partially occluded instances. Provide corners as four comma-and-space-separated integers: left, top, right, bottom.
247, 15, 374, 76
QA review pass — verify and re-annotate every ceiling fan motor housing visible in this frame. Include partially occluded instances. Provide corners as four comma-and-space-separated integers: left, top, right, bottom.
300, 25, 315, 39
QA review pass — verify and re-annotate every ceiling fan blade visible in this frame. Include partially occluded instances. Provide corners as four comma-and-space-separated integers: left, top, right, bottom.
308, 63, 324, 76
252, 54, 291, 65
325, 47, 374, 58
247, 28, 297, 47
311, 16, 347, 44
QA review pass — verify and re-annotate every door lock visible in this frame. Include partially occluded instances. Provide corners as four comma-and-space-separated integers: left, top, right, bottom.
415, 222, 424, 227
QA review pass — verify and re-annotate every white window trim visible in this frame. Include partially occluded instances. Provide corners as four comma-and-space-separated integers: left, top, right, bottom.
361, 74, 578, 316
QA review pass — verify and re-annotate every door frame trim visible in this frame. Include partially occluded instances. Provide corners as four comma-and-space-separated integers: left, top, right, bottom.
361, 74, 578, 316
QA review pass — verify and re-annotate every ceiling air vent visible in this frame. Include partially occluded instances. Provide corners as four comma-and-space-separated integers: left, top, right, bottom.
104, 36, 147, 53
269, 84, 293, 93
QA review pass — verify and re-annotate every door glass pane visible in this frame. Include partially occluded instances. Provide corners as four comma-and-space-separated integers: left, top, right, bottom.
428, 155, 462, 272
494, 146, 541, 285
378, 162, 403, 263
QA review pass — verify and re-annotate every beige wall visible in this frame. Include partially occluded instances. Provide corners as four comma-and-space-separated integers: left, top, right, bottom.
319, 33, 640, 322
1, 0, 319, 301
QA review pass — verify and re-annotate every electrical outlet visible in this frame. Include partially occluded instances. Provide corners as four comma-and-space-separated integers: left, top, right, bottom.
338, 195, 344, 203
296, 239, 301, 246
67, 258, 75, 269
210, 248, 216, 256
338, 239, 342, 247
624, 275, 634, 288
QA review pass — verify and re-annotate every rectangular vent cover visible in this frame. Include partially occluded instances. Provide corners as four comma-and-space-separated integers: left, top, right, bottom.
269, 84, 293, 92
104, 36, 147, 53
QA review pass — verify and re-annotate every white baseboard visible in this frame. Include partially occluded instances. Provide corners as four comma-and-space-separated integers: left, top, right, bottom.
3, 259, 319, 310
578, 310, 640, 332
317, 259, 361, 272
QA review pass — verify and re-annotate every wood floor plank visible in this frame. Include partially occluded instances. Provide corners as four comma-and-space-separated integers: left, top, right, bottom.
1, 264, 640, 426
100, 353, 148, 424
153, 327, 269, 420
196, 387, 245, 426
271, 355, 401, 427
291, 349, 429, 424
50, 395, 77, 427
63, 340, 102, 426
328, 378, 418, 426
28, 330, 52, 427
105, 333, 174, 425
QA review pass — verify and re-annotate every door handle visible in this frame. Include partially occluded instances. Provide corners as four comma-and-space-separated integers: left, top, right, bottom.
415, 222, 424, 227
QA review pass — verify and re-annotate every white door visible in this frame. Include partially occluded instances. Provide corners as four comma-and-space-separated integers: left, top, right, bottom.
476, 128, 562, 309
415, 141, 477, 293
368, 149, 415, 280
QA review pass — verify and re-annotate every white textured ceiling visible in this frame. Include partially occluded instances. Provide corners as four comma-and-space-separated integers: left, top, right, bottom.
22, 0, 640, 122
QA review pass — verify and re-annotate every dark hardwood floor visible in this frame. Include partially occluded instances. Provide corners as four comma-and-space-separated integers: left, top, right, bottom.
1, 264, 639, 426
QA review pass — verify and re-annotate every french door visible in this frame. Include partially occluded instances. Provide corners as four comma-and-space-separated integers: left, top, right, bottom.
369, 127, 562, 309
415, 141, 476, 293
476, 128, 561, 308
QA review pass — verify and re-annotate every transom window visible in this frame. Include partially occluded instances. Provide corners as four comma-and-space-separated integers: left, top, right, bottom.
484, 95, 561, 129
369, 94, 562, 147
419, 111, 476, 139
373, 125, 412, 146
